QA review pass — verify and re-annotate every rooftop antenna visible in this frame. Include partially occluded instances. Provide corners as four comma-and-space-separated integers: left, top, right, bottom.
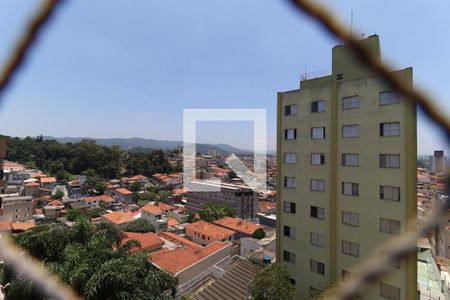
350, 10, 353, 36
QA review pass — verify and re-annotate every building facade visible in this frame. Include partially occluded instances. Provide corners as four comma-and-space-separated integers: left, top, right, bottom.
0, 195, 33, 222
276, 35, 417, 299
431, 150, 446, 174
186, 180, 257, 219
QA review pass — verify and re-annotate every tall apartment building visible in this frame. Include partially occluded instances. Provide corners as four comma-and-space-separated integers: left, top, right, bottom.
186, 180, 257, 219
276, 35, 416, 299
430, 150, 446, 174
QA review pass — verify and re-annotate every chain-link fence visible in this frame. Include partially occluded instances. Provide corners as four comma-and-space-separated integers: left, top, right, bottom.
0, 0, 448, 299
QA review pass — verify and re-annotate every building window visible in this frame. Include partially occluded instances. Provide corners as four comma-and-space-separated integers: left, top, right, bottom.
310, 206, 325, 220
310, 232, 325, 247
202, 234, 206, 240
310, 259, 325, 275
342, 182, 359, 196
342, 124, 359, 138
284, 177, 296, 188
379, 91, 400, 106
284, 201, 296, 214
311, 127, 325, 139
284, 129, 297, 140
310, 179, 325, 192
380, 218, 401, 234
284, 225, 296, 239
342, 153, 359, 167
342, 211, 359, 227
311, 153, 325, 165
380, 122, 400, 137
290, 278, 296, 285
380, 154, 400, 168
342, 240, 359, 257
311, 100, 326, 113
342, 95, 360, 109
16, 208, 20, 212
284, 153, 297, 164
380, 186, 400, 201
285, 104, 298, 116
283, 250, 296, 264
380, 283, 400, 300
15, 215, 18, 219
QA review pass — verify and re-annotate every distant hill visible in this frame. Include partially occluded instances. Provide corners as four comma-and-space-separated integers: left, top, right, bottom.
43, 136, 252, 155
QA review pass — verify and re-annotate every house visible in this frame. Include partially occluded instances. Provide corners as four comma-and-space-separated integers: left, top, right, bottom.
7, 171, 31, 186
213, 217, 262, 239
115, 188, 133, 203
149, 241, 232, 286
0, 195, 33, 222
185, 220, 236, 246
118, 231, 164, 254
157, 202, 175, 214
100, 211, 134, 229
24, 182, 40, 198
40, 177, 57, 190
67, 180, 83, 198
2, 161, 25, 173
141, 204, 167, 232
11, 220, 36, 232
43, 199, 65, 218
82, 194, 116, 209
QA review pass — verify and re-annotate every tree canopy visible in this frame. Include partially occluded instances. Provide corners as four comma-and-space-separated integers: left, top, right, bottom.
124, 219, 155, 233
199, 203, 236, 223
250, 263, 297, 300
6, 220, 175, 299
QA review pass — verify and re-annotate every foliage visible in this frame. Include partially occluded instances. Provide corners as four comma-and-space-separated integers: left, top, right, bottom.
53, 190, 64, 200
66, 208, 84, 221
2, 136, 176, 180
199, 203, 236, 223
9, 220, 174, 300
124, 219, 155, 233
130, 182, 143, 192
252, 228, 266, 240
86, 207, 106, 219
185, 209, 196, 223
250, 263, 297, 300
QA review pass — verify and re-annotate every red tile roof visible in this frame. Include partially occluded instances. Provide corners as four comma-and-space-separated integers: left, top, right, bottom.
257, 201, 276, 211
119, 232, 164, 253
40, 177, 56, 183
158, 202, 175, 212
141, 204, 162, 215
115, 188, 133, 195
214, 217, 262, 235
83, 195, 114, 202
167, 217, 180, 227
150, 241, 230, 274
158, 232, 202, 249
102, 211, 134, 224
186, 220, 236, 240
11, 220, 36, 231
47, 199, 63, 206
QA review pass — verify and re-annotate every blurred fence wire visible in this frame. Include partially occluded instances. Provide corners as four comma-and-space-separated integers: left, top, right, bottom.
0, 0, 448, 299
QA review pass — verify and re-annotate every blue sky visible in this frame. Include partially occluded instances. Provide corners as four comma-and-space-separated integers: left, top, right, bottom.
0, 0, 449, 155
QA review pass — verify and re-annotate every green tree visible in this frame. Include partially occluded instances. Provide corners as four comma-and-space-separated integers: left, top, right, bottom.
130, 182, 143, 193
185, 209, 196, 223
66, 208, 83, 221
53, 190, 64, 200
252, 228, 266, 240
250, 263, 297, 300
124, 219, 155, 233
199, 203, 235, 223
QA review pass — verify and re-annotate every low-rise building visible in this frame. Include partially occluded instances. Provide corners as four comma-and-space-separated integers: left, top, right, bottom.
115, 188, 133, 203
100, 211, 135, 229
213, 217, 262, 239
43, 199, 65, 218
141, 204, 167, 232
118, 231, 164, 254
24, 182, 40, 198
185, 220, 235, 246
7, 171, 31, 186
0, 195, 33, 222
40, 177, 57, 190
149, 241, 232, 286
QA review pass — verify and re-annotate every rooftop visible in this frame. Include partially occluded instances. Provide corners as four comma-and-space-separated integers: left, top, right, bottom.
214, 217, 261, 235
40, 177, 56, 183
102, 211, 134, 224
119, 231, 164, 253
141, 204, 162, 215
150, 241, 230, 275
115, 188, 133, 195
186, 220, 236, 240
